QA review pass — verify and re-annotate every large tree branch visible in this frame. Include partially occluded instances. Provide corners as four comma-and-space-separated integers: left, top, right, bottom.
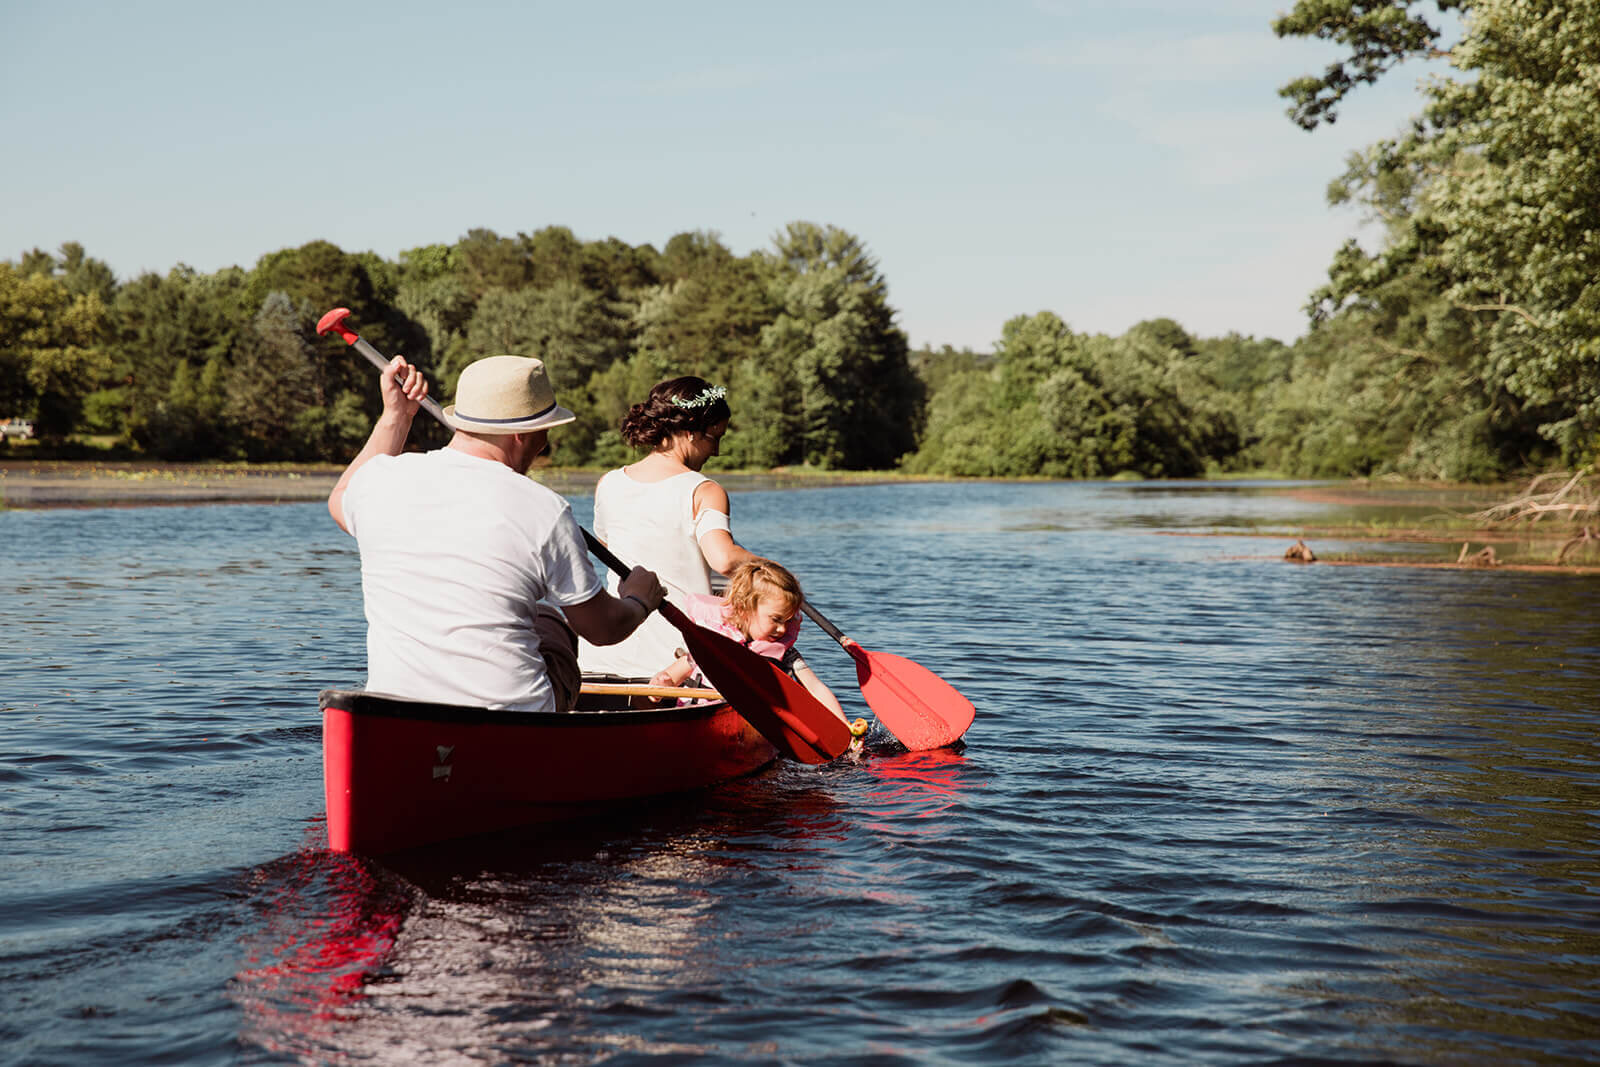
1458, 301, 1543, 329
1273, 1, 1462, 130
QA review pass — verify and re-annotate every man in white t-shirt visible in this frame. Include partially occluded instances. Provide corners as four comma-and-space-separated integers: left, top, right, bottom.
328, 352, 663, 712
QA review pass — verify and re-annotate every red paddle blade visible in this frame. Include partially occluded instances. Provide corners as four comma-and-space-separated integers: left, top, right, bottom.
661, 602, 852, 764
850, 647, 975, 751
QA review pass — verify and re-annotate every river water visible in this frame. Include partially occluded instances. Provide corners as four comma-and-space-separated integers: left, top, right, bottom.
2, 481, 1596, 1065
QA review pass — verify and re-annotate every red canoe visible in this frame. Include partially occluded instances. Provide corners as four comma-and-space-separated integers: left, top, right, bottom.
321, 686, 778, 855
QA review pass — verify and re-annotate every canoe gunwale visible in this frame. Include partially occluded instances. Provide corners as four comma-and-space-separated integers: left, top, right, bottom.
319, 687, 730, 728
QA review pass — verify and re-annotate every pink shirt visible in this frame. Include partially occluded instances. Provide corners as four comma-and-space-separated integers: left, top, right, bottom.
682, 592, 800, 662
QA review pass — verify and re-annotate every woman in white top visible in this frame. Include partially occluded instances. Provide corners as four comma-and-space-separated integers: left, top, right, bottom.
577, 377, 760, 678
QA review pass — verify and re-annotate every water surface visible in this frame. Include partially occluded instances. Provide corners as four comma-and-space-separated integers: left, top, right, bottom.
2, 482, 1596, 1064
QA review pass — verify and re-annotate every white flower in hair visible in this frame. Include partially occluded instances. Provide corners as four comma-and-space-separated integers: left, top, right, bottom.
670, 385, 727, 409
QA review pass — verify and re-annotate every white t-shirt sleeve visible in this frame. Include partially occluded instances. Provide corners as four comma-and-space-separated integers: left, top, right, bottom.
541, 505, 604, 606
339, 454, 391, 538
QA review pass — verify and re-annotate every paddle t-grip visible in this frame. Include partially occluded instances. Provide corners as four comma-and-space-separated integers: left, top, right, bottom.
315, 307, 360, 345
316, 307, 449, 425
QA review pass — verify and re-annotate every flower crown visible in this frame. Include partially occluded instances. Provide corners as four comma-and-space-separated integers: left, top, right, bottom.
669, 384, 727, 409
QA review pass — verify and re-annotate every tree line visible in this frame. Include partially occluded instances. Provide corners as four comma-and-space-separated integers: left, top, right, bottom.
0, 224, 923, 471
3, 0, 1594, 481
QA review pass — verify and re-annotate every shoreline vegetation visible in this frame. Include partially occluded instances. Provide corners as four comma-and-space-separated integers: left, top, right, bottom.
0, 458, 933, 509
1177, 476, 1600, 575
6, 460, 1595, 575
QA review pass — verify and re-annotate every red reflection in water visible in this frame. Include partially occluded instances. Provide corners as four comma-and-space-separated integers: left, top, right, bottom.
233, 844, 413, 1053
861, 747, 973, 823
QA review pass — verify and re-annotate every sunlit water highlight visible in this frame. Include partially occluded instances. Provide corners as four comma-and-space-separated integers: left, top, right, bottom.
2, 481, 1596, 1064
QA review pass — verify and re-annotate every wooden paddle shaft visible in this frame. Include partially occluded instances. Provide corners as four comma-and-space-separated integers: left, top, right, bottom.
580, 682, 721, 700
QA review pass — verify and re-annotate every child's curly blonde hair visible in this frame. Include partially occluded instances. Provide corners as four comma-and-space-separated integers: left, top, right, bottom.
723, 558, 803, 624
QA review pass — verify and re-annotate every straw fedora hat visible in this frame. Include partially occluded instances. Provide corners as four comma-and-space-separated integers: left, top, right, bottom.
443, 355, 576, 434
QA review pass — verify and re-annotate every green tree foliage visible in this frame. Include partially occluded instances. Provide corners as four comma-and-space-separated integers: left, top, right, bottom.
16, 249, 57, 278
1106, 320, 1240, 476
247, 240, 421, 412
580, 235, 662, 297
79, 387, 128, 435
115, 265, 246, 450
247, 241, 375, 328
905, 313, 1239, 479
519, 226, 584, 290
224, 292, 321, 461
461, 281, 631, 394
578, 348, 683, 469
634, 231, 773, 383
1251, 260, 1548, 480
143, 356, 230, 460
757, 223, 922, 468
719, 356, 795, 470
457, 228, 531, 300
0, 262, 111, 439
1273, 0, 1462, 129
395, 243, 473, 371
1191, 333, 1293, 470
899, 364, 1004, 477
1193, 333, 1292, 401
979, 314, 1144, 478
8, 245, 120, 435
5, 224, 1265, 476
1125, 317, 1198, 359
910, 345, 992, 398
38, 178, 1589, 482
40, 242, 118, 307
1278, 0, 1600, 465
15, 243, 116, 306
459, 281, 635, 461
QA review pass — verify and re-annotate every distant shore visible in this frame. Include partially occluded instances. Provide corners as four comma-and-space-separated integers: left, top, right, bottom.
5, 458, 1594, 574
0, 459, 919, 509
0, 461, 339, 508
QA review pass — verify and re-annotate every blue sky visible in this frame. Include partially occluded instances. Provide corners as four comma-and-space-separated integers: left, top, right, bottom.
2, 1, 1447, 351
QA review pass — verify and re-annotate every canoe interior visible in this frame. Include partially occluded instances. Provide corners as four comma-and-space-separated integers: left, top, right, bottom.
321, 687, 777, 856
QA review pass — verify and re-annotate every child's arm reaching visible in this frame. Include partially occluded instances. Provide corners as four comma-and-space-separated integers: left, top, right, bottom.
791, 658, 849, 726
649, 652, 694, 689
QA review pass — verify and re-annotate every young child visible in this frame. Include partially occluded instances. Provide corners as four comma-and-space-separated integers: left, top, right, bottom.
650, 558, 852, 728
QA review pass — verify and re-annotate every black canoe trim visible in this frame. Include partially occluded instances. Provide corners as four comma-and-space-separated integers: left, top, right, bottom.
319, 688, 732, 728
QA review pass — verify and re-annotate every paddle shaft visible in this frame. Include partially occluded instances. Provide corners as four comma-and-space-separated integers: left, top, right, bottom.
350, 334, 450, 426
317, 306, 449, 424
800, 600, 855, 650
580, 682, 721, 700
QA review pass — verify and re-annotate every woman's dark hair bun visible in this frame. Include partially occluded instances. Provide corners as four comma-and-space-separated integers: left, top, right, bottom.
619, 376, 732, 449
